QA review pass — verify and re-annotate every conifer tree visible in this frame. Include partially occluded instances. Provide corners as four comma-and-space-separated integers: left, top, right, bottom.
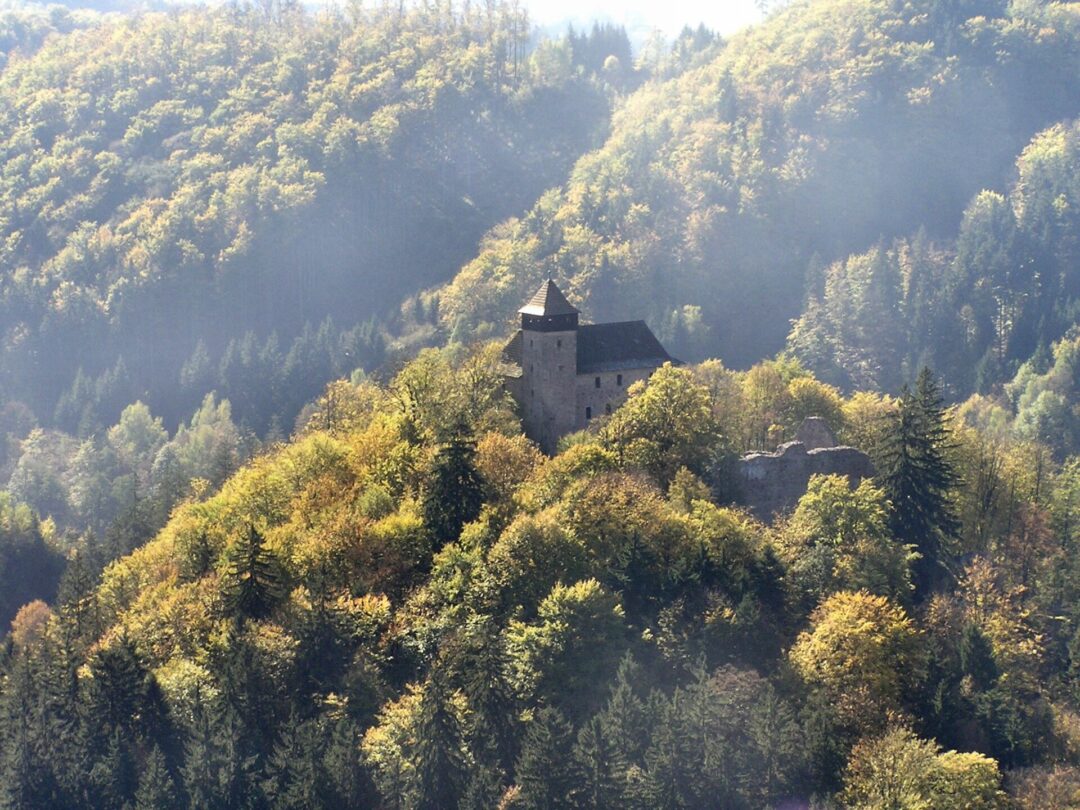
0, 659, 56, 810
264, 715, 334, 810
515, 707, 577, 810
571, 716, 623, 808
85, 636, 148, 735
414, 668, 467, 810
323, 717, 374, 808
598, 656, 647, 769
878, 367, 960, 595
135, 744, 179, 810
222, 524, 283, 620
422, 424, 484, 546
461, 617, 519, 774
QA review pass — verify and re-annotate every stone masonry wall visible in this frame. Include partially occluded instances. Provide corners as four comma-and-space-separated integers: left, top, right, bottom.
737, 441, 877, 521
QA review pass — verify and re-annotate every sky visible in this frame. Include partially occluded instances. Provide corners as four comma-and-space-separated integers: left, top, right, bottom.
527, 0, 765, 41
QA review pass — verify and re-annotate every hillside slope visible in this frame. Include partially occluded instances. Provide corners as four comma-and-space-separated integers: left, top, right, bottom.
439, 0, 1080, 370
0, 2, 610, 434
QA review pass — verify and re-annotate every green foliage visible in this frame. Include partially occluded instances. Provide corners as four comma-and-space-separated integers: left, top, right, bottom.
0, 331, 1076, 809
600, 363, 722, 483
0, 0, 607, 456
442, 0, 1080, 375
222, 524, 284, 621
422, 427, 484, 547
780, 474, 918, 607
878, 369, 961, 595
842, 727, 1006, 809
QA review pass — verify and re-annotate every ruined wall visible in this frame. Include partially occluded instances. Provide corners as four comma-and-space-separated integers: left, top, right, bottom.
737, 441, 876, 521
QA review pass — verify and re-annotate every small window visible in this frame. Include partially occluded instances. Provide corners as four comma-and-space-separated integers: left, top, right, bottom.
558, 365, 564, 372
531, 389, 535, 398
617, 374, 623, 386
585, 407, 592, 420
594, 376, 601, 388
557, 339, 562, 349
530, 339, 533, 347
605, 403, 612, 414
530, 364, 534, 373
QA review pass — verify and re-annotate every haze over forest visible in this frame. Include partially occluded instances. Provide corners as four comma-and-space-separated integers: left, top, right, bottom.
4, 0, 1080, 807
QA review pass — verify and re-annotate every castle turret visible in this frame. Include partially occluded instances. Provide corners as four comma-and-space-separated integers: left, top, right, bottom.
518, 280, 579, 453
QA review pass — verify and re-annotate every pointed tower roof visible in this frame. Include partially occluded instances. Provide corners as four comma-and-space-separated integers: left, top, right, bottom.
519, 279, 579, 317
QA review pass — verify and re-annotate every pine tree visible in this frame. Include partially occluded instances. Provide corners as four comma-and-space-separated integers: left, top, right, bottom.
0, 659, 57, 810
642, 695, 698, 810
85, 636, 148, 734
222, 524, 283, 620
959, 623, 999, 691
877, 367, 960, 595
598, 656, 646, 769
515, 707, 577, 810
414, 669, 466, 810
422, 424, 484, 546
182, 697, 260, 810
88, 729, 137, 810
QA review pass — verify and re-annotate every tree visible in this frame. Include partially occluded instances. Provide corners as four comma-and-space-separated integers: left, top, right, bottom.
413, 668, 466, 810
222, 524, 284, 620
600, 364, 722, 484
877, 368, 960, 595
134, 745, 178, 810
781, 474, 918, 608
515, 707, 577, 810
789, 591, 924, 734
571, 716, 622, 808
422, 425, 484, 546
842, 727, 1006, 809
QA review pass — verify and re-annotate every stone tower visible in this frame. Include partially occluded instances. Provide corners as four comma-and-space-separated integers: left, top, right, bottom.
518, 280, 579, 453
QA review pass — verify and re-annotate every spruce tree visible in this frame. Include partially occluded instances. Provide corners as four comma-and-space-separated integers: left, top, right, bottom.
264, 715, 333, 810
461, 618, 519, 774
222, 524, 283, 620
571, 716, 622, 809
414, 668, 467, 810
598, 656, 647, 769
422, 424, 484, 546
134, 745, 178, 810
878, 367, 960, 595
323, 717, 374, 808
515, 707, 577, 810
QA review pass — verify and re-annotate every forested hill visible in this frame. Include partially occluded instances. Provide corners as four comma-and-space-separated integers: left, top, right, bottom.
439, 0, 1080, 375
3, 347, 1078, 808
0, 1, 612, 437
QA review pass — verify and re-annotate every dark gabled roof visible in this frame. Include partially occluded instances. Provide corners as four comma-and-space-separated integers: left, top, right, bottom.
577, 321, 675, 374
519, 280, 579, 317
502, 320, 676, 375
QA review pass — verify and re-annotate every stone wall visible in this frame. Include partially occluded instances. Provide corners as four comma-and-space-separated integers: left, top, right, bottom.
737, 441, 876, 521
519, 327, 578, 453
574, 367, 652, 429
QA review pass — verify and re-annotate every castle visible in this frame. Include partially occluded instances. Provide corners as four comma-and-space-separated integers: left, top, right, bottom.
503, 280, 677, 453
503, 281, 876, 520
